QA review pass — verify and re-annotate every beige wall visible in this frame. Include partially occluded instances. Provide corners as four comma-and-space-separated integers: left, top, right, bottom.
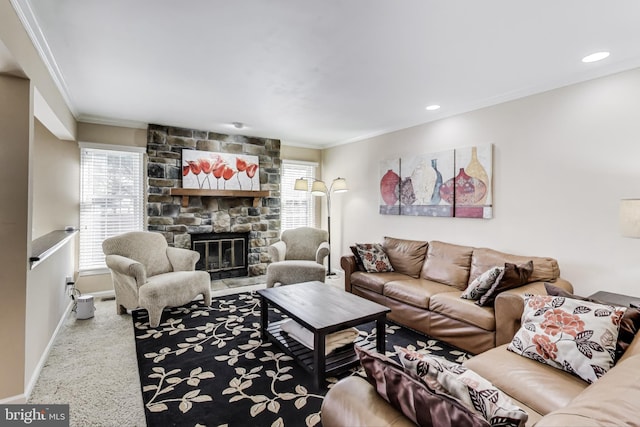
281, 145, 321, 164
77, 122, 147, 148
0, 74, 32, 400
32, 120, 79, 239
323, 67, 640, 297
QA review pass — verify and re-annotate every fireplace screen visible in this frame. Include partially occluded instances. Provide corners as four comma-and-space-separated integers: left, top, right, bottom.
191, 232, 249, 279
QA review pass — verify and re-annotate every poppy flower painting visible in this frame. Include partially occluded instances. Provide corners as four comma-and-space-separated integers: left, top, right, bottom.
181, 149, 260, 191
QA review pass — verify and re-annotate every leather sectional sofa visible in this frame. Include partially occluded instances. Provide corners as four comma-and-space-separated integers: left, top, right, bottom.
322, 237, 640, 425
322, 292, 640, 426
342, 237, 572, 354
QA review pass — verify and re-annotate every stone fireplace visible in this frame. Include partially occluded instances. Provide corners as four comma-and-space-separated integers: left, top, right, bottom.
146, 124, 281, 277
191, 232, 249, 279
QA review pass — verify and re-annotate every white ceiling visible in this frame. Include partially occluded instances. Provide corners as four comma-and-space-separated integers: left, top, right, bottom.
14, 0, 640, 148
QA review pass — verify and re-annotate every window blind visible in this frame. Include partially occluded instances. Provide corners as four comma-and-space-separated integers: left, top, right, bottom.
79, 145, 145, 272
281, 161, 316, 231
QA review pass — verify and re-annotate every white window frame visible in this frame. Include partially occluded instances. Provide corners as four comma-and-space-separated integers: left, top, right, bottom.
79, 142, 146, 275
281, 160, 317, 232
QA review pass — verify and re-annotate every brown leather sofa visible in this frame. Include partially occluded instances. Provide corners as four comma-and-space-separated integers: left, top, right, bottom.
343, 237, 573, 354
321, 291, 640, 426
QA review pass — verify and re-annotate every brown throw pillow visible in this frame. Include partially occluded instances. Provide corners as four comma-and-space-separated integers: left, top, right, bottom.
544, 283, 640, 362
476, 261, 533, 307
356, 346, 490, 427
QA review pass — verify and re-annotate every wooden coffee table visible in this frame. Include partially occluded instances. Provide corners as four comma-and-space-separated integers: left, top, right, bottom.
257, 281, 390, 388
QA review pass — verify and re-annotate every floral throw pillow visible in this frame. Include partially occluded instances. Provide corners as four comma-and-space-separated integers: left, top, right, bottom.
355, 243, 394, 273
395, 347, 528, 427
508, 295, 626, 384
461, 266, 504, 300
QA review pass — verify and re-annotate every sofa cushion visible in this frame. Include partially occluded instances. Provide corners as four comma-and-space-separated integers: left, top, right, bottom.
421, 241, 473, 290
382, 236, 428, 278
356, 346, 490, 427
508, 295, 624, 384
463, 344, 587, 416
461, 266, 504, 300
384, 279, 455, 309
355, 243, 394, 273
469, 248, 560, 285
395, 347, 528, 427
477, 261, 533, 307
430, 291, 496, 331
535, 354, 640, 427
351, 271, 412, 295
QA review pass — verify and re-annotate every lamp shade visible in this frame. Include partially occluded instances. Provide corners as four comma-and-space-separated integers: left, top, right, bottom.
620, 199, 640, 238
332, 177, 348, 193
294, 178, 309, 191
311, 180, 328, 196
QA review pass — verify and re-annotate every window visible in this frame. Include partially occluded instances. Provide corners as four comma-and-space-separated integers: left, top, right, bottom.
79, 143, 145, 272
281, 160, 317, 231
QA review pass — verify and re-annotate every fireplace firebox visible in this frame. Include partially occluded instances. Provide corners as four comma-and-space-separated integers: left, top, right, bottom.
191, 232, 249, 280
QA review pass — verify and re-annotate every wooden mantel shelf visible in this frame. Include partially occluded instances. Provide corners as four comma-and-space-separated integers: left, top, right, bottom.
170, 188, 270, 207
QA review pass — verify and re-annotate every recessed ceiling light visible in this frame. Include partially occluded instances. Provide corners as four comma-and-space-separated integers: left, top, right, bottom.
231, 121, 244, 129
425, 105, 441, 111
582, 51, 610, 63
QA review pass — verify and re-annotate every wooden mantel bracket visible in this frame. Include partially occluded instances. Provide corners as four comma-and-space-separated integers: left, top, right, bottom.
169, 188, 270, 208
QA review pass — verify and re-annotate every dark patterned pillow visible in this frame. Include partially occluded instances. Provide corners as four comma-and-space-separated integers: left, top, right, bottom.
508, 295, 624, 384
461, 266, 504, 300
395, 347, 528, 427
477, 261, 533, 307
349, 245, 365, 270
355, 243, 394, 273
544, 283, 640, 362
356, 346, 490, 427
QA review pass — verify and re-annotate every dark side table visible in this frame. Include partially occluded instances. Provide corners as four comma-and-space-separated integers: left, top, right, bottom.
588, 291, 640, 308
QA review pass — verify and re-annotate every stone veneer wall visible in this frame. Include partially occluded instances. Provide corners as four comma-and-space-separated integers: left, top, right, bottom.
146, 124, 281, 276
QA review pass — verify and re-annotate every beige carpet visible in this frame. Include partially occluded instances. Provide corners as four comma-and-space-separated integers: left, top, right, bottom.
28, 276, 343, 427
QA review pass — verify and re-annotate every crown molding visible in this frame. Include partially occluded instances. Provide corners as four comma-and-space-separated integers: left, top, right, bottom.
11, 0, 77, 116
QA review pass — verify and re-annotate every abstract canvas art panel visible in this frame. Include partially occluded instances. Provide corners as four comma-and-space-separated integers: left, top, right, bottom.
182, 149, 260, 191
379, 158, 401, 215
400, 150, 454, 217
449, 144, 493, 218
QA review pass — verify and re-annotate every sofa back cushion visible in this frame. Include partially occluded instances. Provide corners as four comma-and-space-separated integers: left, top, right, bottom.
421, 241, 473, 290
469, 248, 560, 285
382, 237, 428, 278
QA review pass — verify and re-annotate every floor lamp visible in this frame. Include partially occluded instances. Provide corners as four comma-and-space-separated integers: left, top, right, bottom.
294, 177, 348, 275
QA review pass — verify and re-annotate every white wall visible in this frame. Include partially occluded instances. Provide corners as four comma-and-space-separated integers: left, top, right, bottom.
323, 67, 640, 297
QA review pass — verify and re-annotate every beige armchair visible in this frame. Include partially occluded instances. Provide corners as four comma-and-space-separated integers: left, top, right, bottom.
267, 227, 330, 264
102, 231, 211, 327
266, 227, 329, 287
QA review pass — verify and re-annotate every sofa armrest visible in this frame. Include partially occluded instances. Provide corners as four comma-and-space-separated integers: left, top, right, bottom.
495, 278, 573, 346
105, 254, 147, 287
321, 376, 414, 427
341, 255, 358, 293
166, 247, 199, 271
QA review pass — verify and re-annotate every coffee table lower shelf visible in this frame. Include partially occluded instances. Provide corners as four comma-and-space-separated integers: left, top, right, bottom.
265, 319, 374, 381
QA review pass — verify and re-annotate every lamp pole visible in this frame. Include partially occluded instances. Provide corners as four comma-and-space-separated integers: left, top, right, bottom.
295, 177, 348, 275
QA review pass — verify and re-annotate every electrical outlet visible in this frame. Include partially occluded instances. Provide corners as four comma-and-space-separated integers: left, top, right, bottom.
66, 276, 74, 285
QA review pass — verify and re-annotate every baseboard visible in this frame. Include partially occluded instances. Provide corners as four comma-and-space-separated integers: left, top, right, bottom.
0, 394, 26, 404
23, 298, 74, 401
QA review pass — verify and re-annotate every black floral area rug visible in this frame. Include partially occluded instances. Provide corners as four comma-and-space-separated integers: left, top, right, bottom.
132, 291, 469, 427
